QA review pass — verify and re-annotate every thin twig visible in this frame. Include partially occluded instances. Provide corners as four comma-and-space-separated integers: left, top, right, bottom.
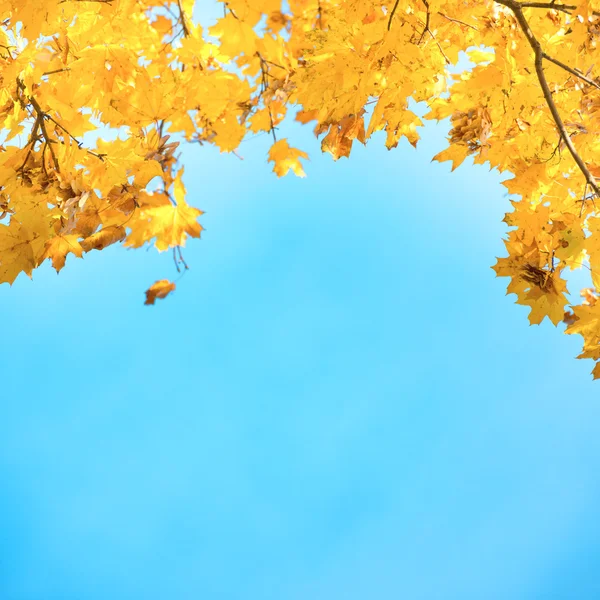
177, 246, 188, 270
45, 113, 106, 161
173, 247, 180, 272
542, 53, 600, 90
42, 68, 71, 77
414, 1, 451, 64
417, 0, 431, 44
19, 84, 60, 172
18, 114, 43, 173
257, 53, 277, 143
437, 12, 478, 31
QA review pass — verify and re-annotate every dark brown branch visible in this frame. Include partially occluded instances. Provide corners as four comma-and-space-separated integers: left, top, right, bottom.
519, 2, 575, 13
417, 0, 431, 44
387, 0, 400, 30
495, 0, 600, 199
410, 1, 451, 64
18, 114, 43, 173
16, 79, 105, 172
45, 114, 106, 161
37, 114, 59, 173
17, 82, 60, 172
225, 3, 239, 20
42, 68, 70, 77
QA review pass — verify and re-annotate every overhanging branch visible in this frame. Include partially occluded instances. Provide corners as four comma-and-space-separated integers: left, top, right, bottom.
495, 0, 600, 199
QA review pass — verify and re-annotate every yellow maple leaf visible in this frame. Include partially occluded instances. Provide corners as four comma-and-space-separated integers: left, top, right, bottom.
431, 145, 470, 172
0, 221, 37, 285
42, 234, 84, 272
125, 201, 203, 251
209, 14, 257, 57
80, 226, 127, 253
268, 139, 308, 177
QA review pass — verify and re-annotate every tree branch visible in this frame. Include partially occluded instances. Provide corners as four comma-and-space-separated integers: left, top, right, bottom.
417, 0, 431, 44
16, 81, 60, 173
495, 0, 600, 199
519, 2, 575, 13
176, 0, 190, 37
257, 53, 278, 143
388, 0, 400, 30
437, 12, 479, 31
542, 53, 600, 90
506, 1, 600, 17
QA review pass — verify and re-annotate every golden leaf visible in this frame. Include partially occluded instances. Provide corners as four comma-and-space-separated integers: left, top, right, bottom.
42, 234, 84, 272
268, 139, 308, 177
80, 226, 126, 253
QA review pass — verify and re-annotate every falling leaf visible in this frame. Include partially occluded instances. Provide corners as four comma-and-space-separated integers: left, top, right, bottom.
144, 279, 176, 305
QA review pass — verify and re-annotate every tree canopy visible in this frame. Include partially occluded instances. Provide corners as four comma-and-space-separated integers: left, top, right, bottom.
2, 0, 600, 375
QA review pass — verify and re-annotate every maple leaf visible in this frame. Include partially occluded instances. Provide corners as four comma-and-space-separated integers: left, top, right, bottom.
0, 221, 37, 285
125, 202, 203, 251
42, 234, 84, 272
209, 14, 257, 57
268, 139, 308, 177
144, 279, 176, 305
80, 226, 127, 253
431, 145, 471, 172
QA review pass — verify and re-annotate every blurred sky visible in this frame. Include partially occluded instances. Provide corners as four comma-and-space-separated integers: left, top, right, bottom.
3, 5, 600, 600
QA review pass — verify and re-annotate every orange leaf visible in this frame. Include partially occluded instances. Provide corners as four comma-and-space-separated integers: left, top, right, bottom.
144, 279, 176, 305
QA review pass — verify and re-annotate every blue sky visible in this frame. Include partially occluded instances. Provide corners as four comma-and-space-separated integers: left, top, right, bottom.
4, 11, 600, 597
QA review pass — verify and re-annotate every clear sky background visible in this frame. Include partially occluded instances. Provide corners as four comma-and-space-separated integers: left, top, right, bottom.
3, 7, 600, 599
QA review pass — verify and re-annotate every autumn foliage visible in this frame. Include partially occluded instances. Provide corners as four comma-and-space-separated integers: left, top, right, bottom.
3, 0, 600, 375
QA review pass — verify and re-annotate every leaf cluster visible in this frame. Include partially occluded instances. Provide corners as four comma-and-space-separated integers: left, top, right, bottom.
4, 0, 600, 375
